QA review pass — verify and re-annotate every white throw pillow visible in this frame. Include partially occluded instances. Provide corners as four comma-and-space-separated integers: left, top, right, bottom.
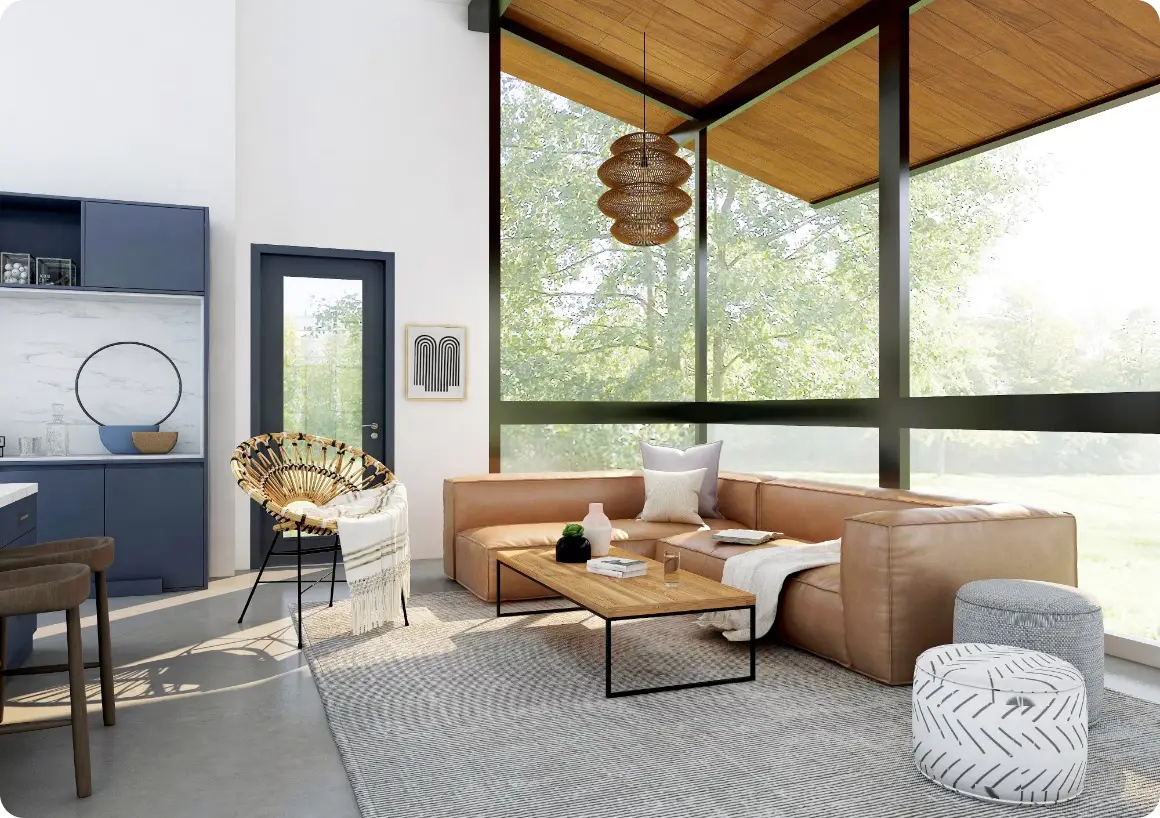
639, 468, 706, 525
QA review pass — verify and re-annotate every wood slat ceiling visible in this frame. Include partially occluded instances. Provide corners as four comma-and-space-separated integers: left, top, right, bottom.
502, 0, 1160, 203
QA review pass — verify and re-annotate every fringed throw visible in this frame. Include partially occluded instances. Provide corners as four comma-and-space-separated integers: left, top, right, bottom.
319, 482, 410, 636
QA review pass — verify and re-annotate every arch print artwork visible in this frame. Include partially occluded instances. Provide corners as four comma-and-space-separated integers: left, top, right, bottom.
405, 325, 467, 400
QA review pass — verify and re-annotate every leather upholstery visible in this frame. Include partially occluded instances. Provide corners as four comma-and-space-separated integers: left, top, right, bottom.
455, 517, 741, 602
443, 473, 1078, 686
757, 478, 964, 541
655, 531, 809, 582
0, 536, 115, 574
841, 502, 1078, 684
0, 564, 91, 617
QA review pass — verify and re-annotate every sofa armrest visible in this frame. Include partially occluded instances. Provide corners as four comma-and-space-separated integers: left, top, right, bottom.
841, 503, 1077, 684
442, 472, 645, 579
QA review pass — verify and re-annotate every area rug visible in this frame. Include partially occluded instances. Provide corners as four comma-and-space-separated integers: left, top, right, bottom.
294, 592, 1160, 818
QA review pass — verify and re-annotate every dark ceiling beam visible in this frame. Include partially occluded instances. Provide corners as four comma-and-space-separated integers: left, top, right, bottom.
668, 0, 932, 144
499, 17, 701, 120
468, 0, 510, 33
811, 76, 1160, 207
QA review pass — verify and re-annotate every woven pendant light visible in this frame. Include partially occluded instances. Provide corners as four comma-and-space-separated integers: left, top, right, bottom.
597, 33, 692, 247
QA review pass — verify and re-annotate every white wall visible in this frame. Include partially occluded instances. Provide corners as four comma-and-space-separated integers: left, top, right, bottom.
235, 0, 488, 565
0, 0, 485, 571
0, 0, 239, 577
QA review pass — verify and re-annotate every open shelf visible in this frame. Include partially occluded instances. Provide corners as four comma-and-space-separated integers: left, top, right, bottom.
0, 194, 82, 284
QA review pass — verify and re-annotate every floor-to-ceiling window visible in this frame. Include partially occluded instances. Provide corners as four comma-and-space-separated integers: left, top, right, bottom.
494, 24, 1160, 656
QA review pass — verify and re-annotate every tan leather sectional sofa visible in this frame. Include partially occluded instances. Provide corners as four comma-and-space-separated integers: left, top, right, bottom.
443, 471, 1077, 685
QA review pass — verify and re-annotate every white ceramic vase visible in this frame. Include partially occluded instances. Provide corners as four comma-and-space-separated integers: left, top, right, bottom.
583, 502, 613, 557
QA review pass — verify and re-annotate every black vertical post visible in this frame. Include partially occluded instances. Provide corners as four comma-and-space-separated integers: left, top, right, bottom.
878, 1, 910, 490
488, 0, 503, 472
694, 128, 709, 444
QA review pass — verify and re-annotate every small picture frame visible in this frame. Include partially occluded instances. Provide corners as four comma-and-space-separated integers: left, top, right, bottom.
405, 324, 467, 400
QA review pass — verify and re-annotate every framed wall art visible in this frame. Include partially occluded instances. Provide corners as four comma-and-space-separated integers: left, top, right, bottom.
405, 324, 467, 400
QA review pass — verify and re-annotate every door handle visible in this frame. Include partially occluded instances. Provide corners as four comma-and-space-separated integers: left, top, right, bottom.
362, 422, 380, 440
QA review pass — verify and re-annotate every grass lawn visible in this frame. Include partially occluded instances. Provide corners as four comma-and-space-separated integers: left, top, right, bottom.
780, 472, 1160, 642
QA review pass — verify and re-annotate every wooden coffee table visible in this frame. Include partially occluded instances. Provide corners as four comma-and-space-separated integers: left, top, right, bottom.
496, 546, 757, 698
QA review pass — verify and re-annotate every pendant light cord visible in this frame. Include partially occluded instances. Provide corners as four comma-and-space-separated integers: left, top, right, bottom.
641, 31, 648, 168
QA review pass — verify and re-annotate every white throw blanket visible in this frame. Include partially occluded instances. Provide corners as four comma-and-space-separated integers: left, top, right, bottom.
697, 539, 840, 642
295, 482, 410, 636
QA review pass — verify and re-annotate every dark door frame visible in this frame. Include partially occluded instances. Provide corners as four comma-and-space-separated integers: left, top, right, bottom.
249, 243, 396, 568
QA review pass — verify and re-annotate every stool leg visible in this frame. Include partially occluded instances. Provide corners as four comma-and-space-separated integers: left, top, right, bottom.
95, 571, 115, 727
401, 590, 409, 627
66, 606, 92, 799
0, 616, 6, 724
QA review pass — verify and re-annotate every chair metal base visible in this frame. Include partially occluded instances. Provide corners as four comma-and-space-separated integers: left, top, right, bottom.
238, 525, 409, 648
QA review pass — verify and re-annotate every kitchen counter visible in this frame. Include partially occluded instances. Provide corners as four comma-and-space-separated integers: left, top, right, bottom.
0, 482, 37, 507
0, 481, 38, 670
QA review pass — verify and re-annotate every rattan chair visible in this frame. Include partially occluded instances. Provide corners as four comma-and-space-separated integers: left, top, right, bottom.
232, 433, 399, 647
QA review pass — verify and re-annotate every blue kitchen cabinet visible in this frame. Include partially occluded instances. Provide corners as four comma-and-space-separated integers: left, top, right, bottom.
0, 467, 104, 542
0, 493, 38, 670
82, 201, 206, 292
104, 464, 205, 590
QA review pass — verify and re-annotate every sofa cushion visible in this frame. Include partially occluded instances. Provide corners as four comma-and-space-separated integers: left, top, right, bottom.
641, 440, 724, 517
656, 530, 812, 582
778, 564, 849, 668
454, 517, 743, 602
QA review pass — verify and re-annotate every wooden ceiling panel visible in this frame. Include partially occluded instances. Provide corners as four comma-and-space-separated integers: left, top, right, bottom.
501, 0, 1160, 203
506, 0, 875, 107
501, 35, 688, 134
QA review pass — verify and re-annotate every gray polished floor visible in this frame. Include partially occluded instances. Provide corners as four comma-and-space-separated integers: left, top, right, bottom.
0, 559, 456, 818
0, 562, 1158, 817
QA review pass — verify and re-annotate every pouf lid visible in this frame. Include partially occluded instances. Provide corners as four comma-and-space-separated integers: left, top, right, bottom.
956, 579, 1101, 615
916, 644, 1085, 694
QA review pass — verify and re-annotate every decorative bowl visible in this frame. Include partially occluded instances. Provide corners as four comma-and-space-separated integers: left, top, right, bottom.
99, 425, 159, 455
131, 431, 178, 455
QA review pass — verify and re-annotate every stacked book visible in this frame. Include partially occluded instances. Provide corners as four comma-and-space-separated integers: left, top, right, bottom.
710, 529, 781, 546
587, 557, 647, 578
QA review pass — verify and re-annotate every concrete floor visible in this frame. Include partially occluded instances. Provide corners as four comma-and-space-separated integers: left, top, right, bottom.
0, 559, 457, 818
0, 561, 1158, 817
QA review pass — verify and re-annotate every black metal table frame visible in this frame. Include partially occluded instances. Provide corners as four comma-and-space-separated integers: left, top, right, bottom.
496, 559, 756, 698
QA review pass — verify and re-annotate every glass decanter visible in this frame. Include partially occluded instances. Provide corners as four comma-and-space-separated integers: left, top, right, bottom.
45, 402, 69, 457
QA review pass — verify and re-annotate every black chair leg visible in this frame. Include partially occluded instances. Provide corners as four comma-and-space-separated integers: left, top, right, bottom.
401, 590, 409, 627
329, 535, 340, 608
238, 529, 280, 624
296, 530, 303, 649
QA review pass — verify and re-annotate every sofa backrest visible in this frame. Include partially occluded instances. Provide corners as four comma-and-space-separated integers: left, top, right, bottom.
756, 477, 979, 542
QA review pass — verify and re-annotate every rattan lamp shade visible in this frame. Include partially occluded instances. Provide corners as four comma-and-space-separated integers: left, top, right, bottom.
596, 33, 692, 247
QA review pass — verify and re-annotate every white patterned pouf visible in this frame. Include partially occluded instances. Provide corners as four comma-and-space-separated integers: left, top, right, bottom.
912, 644, 1088, 806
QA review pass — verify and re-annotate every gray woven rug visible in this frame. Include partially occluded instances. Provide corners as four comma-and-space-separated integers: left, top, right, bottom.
295, 591, 1160, 818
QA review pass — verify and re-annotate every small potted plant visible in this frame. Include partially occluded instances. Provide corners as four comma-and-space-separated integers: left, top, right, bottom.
555, 523, 591, 563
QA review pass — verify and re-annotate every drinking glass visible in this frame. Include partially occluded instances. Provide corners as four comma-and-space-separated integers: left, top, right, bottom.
663, 551, 679, 587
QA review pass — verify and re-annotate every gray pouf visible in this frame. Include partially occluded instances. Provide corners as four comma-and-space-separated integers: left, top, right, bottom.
954, 579, 1104, 724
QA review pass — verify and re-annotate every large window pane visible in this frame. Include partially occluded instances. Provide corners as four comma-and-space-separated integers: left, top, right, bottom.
283, 277, 362, 446
500, 424, 695, 472
500, 75, 694, 401
707, 163, 879, 400
709, 425, 878, 486
911, 92, 1160, 396
911, 430, 1160, 642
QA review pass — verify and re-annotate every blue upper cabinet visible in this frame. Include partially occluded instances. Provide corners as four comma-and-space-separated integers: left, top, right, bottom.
82, 201, 206, 293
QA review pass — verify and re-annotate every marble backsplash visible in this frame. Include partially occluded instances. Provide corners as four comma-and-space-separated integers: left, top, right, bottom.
0, 292, 203, 456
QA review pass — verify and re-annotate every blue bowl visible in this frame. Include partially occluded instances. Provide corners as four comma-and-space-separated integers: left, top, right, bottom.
99, 425, 160, 455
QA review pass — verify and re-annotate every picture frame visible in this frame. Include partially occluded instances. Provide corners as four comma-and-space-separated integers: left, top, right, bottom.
405, 324, 467, 400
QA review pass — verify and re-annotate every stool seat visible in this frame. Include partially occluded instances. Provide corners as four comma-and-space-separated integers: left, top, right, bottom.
0, 536, 115, 574
0, 564, 91, 618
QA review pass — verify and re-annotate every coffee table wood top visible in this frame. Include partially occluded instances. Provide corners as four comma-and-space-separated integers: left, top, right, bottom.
497, 546, 755, 619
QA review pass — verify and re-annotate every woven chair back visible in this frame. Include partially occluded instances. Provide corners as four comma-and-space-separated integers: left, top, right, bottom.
232, 433, 394, 534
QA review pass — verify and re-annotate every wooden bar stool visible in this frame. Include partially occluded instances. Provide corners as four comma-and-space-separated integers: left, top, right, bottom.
0, 536, 116, 727
0, 564, 93, 798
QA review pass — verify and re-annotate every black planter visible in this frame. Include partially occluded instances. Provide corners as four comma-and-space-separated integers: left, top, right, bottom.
555, 535, 591, 563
